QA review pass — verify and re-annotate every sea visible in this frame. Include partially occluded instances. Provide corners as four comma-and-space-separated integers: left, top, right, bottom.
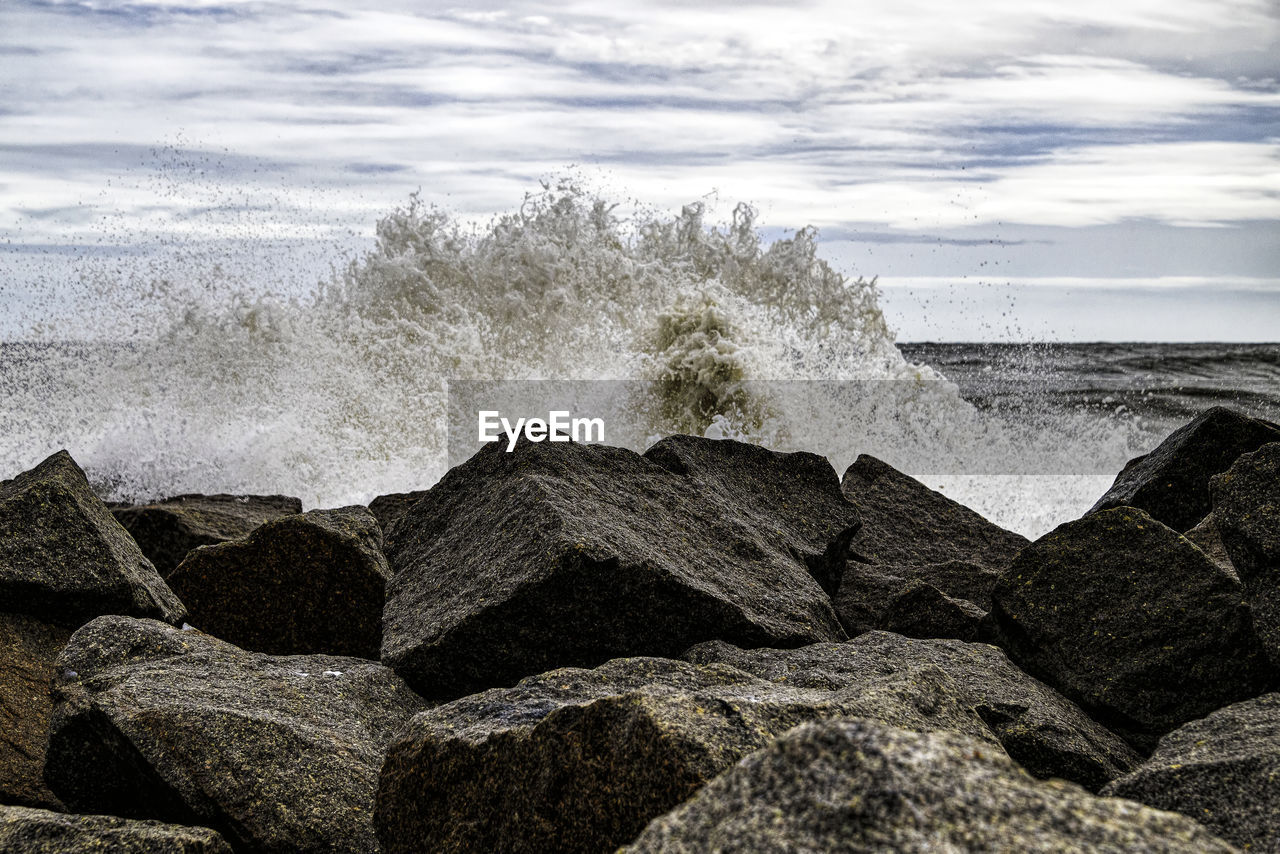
2, 186, 1276, 539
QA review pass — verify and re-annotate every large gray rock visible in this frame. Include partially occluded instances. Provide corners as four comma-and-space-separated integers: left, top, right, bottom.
0, 612, 71, 810
835, 455, 1027, 638
45, 616, 428, 854
167, 506, 389, 659
1104, 692, 1280, 853
623, 719, 1239, 854
0, 805, 231, 853
382, 437, 856, 699
0, 450, 186, 628
1089, 406, 1280, 532
683, 631, 1141, 790
991, 507, 1275, 749
375, 654, 994, 854
112, 493, 302, 576
366, 490, 429, 537
1212, 443, 1280, 665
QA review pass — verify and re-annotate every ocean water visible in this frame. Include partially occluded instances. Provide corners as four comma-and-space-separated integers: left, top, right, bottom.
2, 184, 1276, 538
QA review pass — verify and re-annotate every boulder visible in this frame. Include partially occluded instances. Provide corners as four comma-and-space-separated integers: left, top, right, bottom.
623, 719, 1238, 853
840, 454, 1028, 568
0, 612, 71, 809
990, 506, 1276, 749
375, 654, 994, 854
1185, 511, 1237, 576
366, 490, 429, 536
1104, 692, 1280, 853
167, 506, 388, 659
879, 578, 987, 641
837, 558, 999, 638
112, 493, 302, 576
1088, 406, 1280, 532
835, 455, 1027, 637
45, 616, 427, 854
382, 437, 855, 700
683, 631, 1141, 790
0, 805, 231, 853
0, 450, 186, 628
1212, 443, 1280, 665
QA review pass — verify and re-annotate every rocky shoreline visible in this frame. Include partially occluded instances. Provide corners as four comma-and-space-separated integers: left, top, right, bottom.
2, 405, 1278, 852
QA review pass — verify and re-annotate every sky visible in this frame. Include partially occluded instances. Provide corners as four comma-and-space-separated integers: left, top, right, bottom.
1, 0, 1277, 340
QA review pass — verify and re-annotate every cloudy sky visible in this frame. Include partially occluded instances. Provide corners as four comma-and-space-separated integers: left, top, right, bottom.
1, 0, 1277, 340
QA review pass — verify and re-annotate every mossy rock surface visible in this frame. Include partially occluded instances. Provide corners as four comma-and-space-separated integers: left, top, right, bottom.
112, 493, 301, 576
0, 805, 231, 853
991, 506, 1276, 749
45, 616, 427, 854
0, 611, 72, 810
375, 653, 994, 854
1212, 442, 1280, 666
683, 631, 1141, 791
383, 436, 857, 700
623, 719, 1239, 854
1089, 406, 1280, 532
168, 506, 388, 659
1104, 691, 1280, 853
0, 450, 185, 628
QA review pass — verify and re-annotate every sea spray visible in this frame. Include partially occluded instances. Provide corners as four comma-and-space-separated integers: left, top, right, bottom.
1, 179, 1151, 535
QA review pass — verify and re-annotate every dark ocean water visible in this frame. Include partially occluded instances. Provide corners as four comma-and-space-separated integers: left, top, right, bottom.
900, 341, 1280, 442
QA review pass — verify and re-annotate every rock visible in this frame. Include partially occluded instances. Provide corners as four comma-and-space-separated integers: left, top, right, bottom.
683, 631, 1141, 791
990, 506, 1276, 749
1089, 406, 1280, 532
366, 490, 429, 537
1104, 692, 1280, 853
0, 450, 186, 628
835, 455, 1027, 638
167, 506, 388, 659
45, 616, 428, 854
840, 454, 1029, 568
1212, 443, 1280, 666
623, 719, 1238, 854
837, 558, 1000, 638
375, 654, 995, 854
880, 579, 987, 641
0, 804, 232, 853
112, 493, 302, 576
382, 438, 855, 700
1185, 511, 1238, 576
0, 612, 71, 810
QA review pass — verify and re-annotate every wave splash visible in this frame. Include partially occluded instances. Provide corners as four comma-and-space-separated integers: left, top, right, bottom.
1, 180, 1141, 534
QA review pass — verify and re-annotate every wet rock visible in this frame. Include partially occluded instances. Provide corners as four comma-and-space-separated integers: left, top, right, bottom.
112, 493, 302, 576
0, 450, 186, 628
0, 612, 71, 810
1185, 511, 1238, 576
990, 506, 1276, 749
880, 579, 987, 640
45, 616, 428, 854
383, 438, 855, 700
1089, 406, 1280, 532
836, 558, 999, 638
1212, 443, 1280, 666
375, 654, 993, 854
840, 454, 1028, 568
623, 719, 1238, 854
684, 631, 1141, 790
0, 804, 232, 853
835, 455, 1027, 638
366, 490, 429, 537
1104, 692, 1280, 853
167, 506, 388, 659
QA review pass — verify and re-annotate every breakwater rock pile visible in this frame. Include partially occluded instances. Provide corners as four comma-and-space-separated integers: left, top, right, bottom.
2, 406, 1278, 853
